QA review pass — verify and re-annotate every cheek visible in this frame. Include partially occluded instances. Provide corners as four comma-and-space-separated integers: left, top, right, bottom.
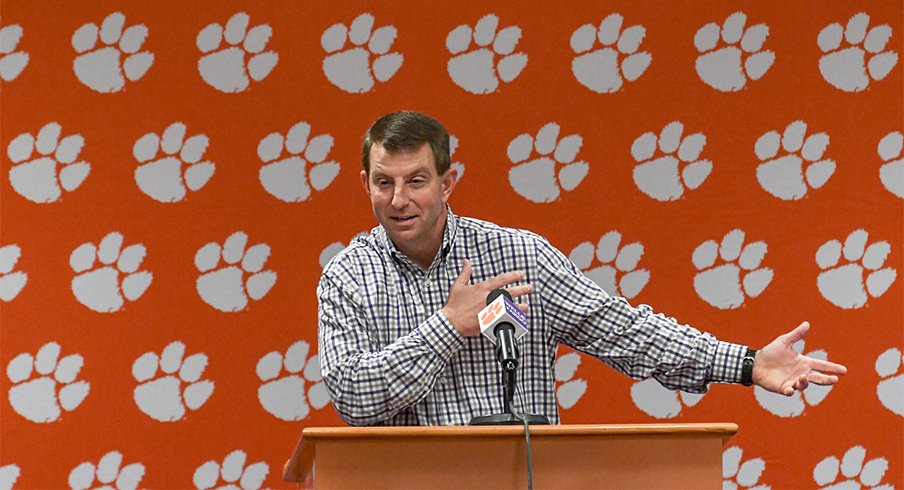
370, 189, 391, 206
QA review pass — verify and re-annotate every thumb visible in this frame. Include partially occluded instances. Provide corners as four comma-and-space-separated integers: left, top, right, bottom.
456, 259, 472, 286
783, 321, 810, 346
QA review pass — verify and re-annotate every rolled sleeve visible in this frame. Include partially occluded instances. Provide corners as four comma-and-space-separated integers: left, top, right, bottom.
709, 341, 748, 384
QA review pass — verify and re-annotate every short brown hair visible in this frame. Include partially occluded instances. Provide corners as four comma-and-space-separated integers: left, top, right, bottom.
362, 111, 451, 175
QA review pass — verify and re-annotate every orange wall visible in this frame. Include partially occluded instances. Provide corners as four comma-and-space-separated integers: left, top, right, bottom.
1, 1, 901, 488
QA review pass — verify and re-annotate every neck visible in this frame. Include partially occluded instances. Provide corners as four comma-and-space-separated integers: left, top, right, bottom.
407, 242, 441, 270
396, 210, 447, 270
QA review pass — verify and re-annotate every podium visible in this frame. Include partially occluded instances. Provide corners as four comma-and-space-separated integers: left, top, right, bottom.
283, 423, 737, 489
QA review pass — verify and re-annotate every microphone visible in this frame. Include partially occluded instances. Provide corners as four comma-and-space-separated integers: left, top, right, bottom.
469, 289, 549, 427
477, 289, 528, 371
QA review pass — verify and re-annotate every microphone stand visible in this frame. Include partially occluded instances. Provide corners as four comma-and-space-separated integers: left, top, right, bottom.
470, 325, 550, 426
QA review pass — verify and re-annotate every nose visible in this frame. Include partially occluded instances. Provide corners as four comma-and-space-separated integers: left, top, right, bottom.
390, 185, 409, 209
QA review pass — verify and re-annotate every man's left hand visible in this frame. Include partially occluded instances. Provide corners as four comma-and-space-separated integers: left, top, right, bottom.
753, 321, 847, 396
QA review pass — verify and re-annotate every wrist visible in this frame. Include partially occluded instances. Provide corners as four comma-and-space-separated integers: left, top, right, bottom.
741, 348, 756, 386
441, 306, 464, 335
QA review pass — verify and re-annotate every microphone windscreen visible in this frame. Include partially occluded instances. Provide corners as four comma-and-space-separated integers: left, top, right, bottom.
486, 288, 512, 305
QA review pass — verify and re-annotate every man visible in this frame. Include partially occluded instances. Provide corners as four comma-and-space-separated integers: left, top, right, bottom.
317, 111, 847, 426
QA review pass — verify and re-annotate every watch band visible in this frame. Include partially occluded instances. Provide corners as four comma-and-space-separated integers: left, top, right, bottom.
741, 348, 756, 386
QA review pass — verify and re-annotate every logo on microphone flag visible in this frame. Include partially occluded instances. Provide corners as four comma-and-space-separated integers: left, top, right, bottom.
478, 297, 505, 327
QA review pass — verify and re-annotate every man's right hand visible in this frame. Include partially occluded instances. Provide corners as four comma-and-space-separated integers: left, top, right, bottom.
442, 259, 533, 337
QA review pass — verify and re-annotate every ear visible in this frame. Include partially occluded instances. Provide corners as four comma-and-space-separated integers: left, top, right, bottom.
440, 167, 458, 203
360, 170, 371, 198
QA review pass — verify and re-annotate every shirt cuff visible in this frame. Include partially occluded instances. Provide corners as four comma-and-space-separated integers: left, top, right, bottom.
710, 341, 749, 384
417, 310, 466, 360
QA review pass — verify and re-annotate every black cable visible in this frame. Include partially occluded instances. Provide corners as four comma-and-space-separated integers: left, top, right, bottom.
521, 414, 535, 490
514, 390, 535, 490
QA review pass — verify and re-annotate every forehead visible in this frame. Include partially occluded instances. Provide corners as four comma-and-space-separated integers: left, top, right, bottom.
369, 143, 436, 176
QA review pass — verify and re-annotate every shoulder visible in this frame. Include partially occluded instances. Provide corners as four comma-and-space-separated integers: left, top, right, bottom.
320, 228, 388, 286
456, 215, 554, 251
456, 215, 575, 275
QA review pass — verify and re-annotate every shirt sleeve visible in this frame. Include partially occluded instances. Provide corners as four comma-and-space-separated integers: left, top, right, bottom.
317, 272, 466, 425
536, 241, 747, 392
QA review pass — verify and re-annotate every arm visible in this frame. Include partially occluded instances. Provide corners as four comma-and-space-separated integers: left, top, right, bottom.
317, 273, 465, 425
537, 243, 745, 392
536, 242, 847, 394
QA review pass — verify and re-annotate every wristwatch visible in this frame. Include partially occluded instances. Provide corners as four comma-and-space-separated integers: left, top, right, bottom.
741, 348, 756, 386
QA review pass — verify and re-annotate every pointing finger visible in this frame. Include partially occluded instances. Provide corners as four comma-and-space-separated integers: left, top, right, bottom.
807, 357, 847, 375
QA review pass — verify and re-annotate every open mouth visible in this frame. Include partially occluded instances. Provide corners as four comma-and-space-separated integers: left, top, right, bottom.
391, 215, 416, 222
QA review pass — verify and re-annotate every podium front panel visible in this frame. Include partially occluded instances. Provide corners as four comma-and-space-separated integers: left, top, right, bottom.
295, 425, 735, 489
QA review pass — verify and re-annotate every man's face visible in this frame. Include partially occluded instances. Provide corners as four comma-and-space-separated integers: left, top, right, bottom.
361, 143, 457, 264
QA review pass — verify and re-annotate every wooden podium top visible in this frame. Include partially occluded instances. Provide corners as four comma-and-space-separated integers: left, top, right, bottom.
283, 423, 739, 483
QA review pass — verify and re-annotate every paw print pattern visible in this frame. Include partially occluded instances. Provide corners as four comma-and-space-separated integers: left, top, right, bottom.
133, 123, 215, 203
554, 352, 587, 409
755, 339, 833, 417
693, 230, 773, 309
818, 13, 899, 93
258, 121, 340, 202
449, 135, 465, 181
193, 450, 269, 490
7, 123, 91, 204
569, 231, 649, 299
755, 121, 835, 200
507, 123, 588, 203
723, 446, 769, 490
70, 232, 152, 313
630, 378, 705, 419
0, 244, 27, 302
0, 464, 20, 490
813, 446, 892, 489
6, 342, 90, 423
631, 121, 711, 202
322, 13, 403, 94
319, 232, 368, 268
816, 230, 897, 309
875, 348, 904, 417
695, 12, 774, 92
570, 13, 651, 94
71, 12, 153, 93
195, 232, 276, 312
446, 14, 527, 94
0, 24, 29, 82
197, 13, 278, 93
257, 340, 330, 421
878, 131, 903, 198
132, 341, 214, 422
68, 451, 145, 490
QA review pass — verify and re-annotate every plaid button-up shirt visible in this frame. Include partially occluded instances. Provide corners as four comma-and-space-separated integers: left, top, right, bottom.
317, 208, 747, 426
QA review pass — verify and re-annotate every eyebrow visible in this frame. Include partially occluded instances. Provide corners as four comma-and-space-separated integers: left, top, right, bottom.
370, 166, 432, 180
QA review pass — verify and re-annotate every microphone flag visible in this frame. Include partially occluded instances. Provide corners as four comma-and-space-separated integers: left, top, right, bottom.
477, 290, 528, 344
